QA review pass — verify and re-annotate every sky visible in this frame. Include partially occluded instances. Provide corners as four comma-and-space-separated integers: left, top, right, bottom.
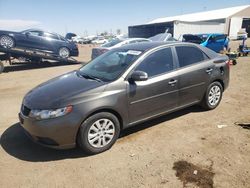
0, 0, 249, 36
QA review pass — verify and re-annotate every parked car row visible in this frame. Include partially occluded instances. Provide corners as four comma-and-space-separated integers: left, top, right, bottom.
91, 38, 151, 59
0, 28, 230, 154
91, 33, 178, 59
0, 28, 231, 60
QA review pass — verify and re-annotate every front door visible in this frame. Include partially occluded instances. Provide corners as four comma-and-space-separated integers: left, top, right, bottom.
127, 47, 178, 123
19, 30, 44, 50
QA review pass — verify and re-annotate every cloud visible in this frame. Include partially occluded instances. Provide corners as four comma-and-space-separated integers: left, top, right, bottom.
0, 19, 41, 31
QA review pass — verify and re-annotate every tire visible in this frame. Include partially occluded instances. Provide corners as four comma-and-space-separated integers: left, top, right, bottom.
58, 47, 70, 58
77, 112, 120, 154
0, 35, 15, 48
0, 61, 4, 73
201, 81, 223, 110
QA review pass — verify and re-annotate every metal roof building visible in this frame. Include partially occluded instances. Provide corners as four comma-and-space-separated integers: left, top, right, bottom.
128, 5, 250, 39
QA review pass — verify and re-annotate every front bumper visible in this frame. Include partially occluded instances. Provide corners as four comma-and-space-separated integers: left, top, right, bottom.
18, 111, 80, 149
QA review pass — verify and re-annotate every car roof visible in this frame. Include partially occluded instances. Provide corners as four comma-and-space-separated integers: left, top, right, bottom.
118, 41, 179, 51
23, 28, 60, 36
117, 41, 219, 59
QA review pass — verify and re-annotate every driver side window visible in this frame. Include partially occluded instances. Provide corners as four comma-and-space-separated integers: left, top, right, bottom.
135, 47, 174, 78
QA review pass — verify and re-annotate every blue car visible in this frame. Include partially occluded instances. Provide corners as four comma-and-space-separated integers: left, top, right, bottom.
0, 29, 79, 58
182, 34, 229, 53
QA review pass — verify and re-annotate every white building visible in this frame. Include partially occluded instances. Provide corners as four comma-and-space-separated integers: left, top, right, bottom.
129, 5, 250, 39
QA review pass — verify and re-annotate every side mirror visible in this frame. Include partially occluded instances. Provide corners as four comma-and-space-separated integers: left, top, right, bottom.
130, 71, 148, 82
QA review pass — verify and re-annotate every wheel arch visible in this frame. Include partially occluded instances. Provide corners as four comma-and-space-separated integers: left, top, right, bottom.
75, 108, 124, 144
200, 79, 224, 103
57, 46, 71, 58
58, 46, 70, 53
83, 108, 123, 130
211, 79, 224, 91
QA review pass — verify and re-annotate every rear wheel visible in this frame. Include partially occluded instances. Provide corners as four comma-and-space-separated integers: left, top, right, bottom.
201, 82, 223, 110
77, 112, 120, 155
58, 47, 70, 58
0, 35, 15, 48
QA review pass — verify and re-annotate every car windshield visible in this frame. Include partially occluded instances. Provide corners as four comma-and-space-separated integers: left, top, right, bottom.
78, 49, 143, 82
101, 39, 122, 47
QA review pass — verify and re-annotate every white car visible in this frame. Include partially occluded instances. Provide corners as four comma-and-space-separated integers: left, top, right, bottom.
91, 38, 151, 59
91, 37, 108, 44
72, 36, 85, 44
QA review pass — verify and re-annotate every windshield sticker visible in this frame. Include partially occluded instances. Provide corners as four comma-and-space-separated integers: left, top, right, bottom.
127, 50, 142, 56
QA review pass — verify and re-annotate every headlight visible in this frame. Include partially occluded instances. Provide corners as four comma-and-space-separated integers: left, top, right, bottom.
29, 106, 72, 120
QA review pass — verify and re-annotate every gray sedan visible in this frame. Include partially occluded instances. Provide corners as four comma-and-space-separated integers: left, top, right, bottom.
19, 42, 229, 154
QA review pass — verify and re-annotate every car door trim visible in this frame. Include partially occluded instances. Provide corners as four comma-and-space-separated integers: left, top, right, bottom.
130, 89, 178, 105
179, 82, 206, 91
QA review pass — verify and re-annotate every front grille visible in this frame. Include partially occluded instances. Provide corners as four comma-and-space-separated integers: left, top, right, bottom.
21, 104, 31, 116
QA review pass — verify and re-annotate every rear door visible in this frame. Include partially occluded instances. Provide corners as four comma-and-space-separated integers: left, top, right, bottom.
127, 47, 179, 123
174, 45, 214, 107
43, 32, 62, 52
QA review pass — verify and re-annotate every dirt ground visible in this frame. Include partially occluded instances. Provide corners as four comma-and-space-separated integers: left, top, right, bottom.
0, 41, 250, 188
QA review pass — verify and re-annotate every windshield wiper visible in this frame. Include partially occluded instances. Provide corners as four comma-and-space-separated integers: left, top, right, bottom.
78, 72, 102, 82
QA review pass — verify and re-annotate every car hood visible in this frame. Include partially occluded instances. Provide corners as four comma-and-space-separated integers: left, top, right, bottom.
23, 71, 107, 109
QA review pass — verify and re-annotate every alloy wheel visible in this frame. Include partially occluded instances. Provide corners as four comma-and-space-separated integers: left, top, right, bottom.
0, 35, 14, 48
87, 118, 115, 148
208, 85, 221, 106
59, 47, 70, 58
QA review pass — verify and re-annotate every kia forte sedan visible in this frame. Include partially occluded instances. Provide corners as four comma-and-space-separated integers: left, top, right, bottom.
0, 29, 79, 58
19, 42, 229, 154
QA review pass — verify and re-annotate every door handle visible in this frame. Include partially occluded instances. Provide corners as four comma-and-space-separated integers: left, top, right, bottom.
206, 68, 213, 74
168, 79, 178, 85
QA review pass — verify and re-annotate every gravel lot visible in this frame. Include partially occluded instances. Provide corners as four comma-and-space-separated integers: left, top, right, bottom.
0, 41, 249, 188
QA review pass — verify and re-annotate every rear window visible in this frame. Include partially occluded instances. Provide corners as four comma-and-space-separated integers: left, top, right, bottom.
44, 32, 59, 40
176, 46, 209, 68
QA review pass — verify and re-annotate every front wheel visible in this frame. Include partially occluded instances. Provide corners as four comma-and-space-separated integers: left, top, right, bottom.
58, 47, 70, 58
77, 112, 120, 154
201, 82, 223, 110
0, 35, 15, 48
